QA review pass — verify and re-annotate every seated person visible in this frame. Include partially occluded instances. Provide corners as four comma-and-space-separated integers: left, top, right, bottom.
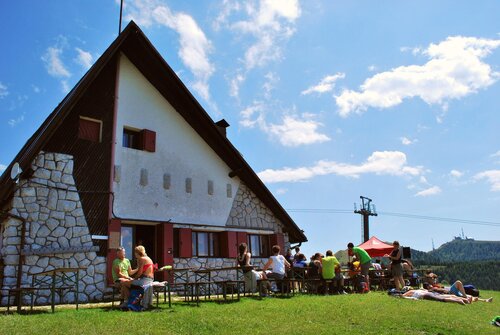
321, 250, 345, 294
372, 259, 383, 277
293, 253, 308, 268
123, 245, 156, 293
112, 246, 133, 306
263, 245, 291, 292
307, 253, 322, 279
347, 259, 361, 278
263, 245, 291, 280
424, 270, 438, 285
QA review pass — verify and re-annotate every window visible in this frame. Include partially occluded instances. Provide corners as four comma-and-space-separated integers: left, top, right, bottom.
247, 234, 270, 257
122, 127, 156, 152
192, 231, 220, 257
78, 116, 102, 142
123, 128, 142, 149
120, 226, 134, 262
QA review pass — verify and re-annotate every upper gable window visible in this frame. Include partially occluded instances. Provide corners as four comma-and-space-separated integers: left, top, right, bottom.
78, 116, 102, 143
123, 128, 142, 150
122, 127, 156, 152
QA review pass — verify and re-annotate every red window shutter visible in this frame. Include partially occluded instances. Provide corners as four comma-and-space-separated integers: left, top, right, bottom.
236, 232, 248, 248
141, 129, 156, 152
220, 231, 238, 258
106, 219, 121, 285
270, 233, 285, 254
78, 118, 101, 142
178, 228, 192, 258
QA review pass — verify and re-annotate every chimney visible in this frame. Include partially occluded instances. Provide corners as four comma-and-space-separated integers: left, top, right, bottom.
215, 119, 230, 137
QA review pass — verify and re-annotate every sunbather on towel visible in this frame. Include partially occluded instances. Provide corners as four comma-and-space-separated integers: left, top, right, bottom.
401, 289, 469, 305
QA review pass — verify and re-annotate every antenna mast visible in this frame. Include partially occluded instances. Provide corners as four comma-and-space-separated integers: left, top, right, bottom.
119, 0, 124, 35
354, 196, 378, 243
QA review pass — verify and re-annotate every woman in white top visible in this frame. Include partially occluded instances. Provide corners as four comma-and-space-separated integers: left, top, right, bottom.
263, 245, 290, 280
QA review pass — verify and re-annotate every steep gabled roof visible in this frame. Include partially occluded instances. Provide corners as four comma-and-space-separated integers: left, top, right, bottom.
0, 21, 306, 243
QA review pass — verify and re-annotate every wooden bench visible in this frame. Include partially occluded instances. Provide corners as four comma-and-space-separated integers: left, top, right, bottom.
7, 285, 75, 313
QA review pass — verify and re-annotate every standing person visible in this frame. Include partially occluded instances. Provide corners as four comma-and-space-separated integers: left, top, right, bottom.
384, 241, 405, 291
347, 242, 372, 291
112, 246, 133, 306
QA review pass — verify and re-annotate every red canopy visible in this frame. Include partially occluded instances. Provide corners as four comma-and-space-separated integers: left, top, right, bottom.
357, 236, 393, 257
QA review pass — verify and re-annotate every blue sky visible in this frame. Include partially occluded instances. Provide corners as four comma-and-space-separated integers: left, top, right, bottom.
1, 0, 499, 257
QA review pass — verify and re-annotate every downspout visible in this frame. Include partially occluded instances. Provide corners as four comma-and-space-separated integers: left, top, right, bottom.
108, 54, 121, 221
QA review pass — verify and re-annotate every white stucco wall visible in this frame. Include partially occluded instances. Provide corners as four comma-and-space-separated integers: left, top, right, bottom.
113, 55, 239, 226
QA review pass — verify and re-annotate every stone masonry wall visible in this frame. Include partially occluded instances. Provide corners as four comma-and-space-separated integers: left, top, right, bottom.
226, 182, 290, 248
0, 151, 107, 306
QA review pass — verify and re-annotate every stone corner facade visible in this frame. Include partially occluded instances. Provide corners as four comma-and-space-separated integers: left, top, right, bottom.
0, 151, 108, 306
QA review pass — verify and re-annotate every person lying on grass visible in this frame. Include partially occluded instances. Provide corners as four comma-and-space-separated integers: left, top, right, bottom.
423, 281, 493, 303
401, 289, 470, 305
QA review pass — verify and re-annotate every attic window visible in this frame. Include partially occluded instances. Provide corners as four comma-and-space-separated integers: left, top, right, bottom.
78, 116, 102, 143
123, 128, 141, 150
123, 127, 156, 152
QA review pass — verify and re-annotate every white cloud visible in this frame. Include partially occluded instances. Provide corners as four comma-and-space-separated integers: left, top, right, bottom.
301, 73, 345, 95
229, 73, 245, 98
336, 36, 500, 117
276, 188, 288, 195
223, 0, 300, 71
415, 186, 442, 197
0, 164, 6, 174
240, 102, 330, 146
8, 113, 25, 127
153, 7, 214, 100
32, 85, 41, 93
263, 72, 279, 98
258, 151, 423, 183
267, 116, 330, 147
490, 150, 500, 164
449, 169, 464, 178
0, 82, 8, 98
74, 48, 94, 69
400, 136, 418, 145
42, 46, 71, 78
474, 170, 500, 191
213, 0, 241, 31
368, 65, 377, 72
126, 0, 215, 101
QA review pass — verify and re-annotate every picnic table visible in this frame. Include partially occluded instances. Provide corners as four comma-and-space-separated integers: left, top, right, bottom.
8, 267, 85, 313
33, 267, 84, 312
191, 266, 244, 304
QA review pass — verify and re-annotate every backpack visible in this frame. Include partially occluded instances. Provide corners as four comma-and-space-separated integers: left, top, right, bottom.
463, 284, 479, 297
126, 287, 145, 312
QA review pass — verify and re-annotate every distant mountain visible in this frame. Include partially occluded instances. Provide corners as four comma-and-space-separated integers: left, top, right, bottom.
411, 239, 500, 264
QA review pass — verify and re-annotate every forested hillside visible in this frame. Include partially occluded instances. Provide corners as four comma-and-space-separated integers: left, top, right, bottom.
411, 239, 500, 264
431, 261, 499, 290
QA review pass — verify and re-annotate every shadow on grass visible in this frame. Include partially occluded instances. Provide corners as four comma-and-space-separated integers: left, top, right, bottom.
1, 309, 51, 316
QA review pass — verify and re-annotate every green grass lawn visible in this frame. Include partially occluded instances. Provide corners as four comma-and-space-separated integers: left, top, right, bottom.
1, 291, 498, 335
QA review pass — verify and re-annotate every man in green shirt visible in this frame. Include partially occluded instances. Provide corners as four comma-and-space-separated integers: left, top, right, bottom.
347, 242, 372, 291
112, 246, 133, 304
321, 250, 345, 294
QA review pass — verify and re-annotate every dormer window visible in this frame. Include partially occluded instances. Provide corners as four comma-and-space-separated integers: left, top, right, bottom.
78, 116, 102, 143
